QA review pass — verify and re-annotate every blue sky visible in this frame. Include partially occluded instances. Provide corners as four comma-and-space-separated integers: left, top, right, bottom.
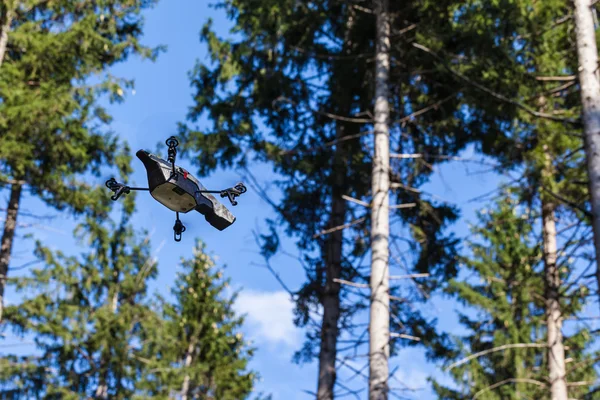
2, 1, 598, 399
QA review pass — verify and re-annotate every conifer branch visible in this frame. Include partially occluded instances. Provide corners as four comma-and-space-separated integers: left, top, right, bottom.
412, 43, 582, 126
273, 96, 373, 124
446, 343, 547, 371
472, 378, 547, 399
251, 231, 297, 298
393, 93, 456, 125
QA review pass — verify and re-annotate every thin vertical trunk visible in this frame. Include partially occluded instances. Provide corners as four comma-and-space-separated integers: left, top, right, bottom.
573, 0, 600, 310
181, 341, 195, 400
0, 4, 13, 69
541, 195, 568, 400
317, 145, 344, 400
316, 9, 356, 399
95, 285, 119, 398
0, 182, 22, 323
369, 1, 391, 399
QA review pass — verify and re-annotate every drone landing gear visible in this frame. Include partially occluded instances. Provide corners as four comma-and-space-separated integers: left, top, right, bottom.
173, 212, 186, 242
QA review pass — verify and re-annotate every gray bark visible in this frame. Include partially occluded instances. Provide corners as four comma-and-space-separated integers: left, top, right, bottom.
573, 0, 600, 310
369, 0, 391, 399
0, 182, 22, 323
541, 198, 568, 400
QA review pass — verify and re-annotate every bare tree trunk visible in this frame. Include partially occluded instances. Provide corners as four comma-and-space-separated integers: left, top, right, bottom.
181, 341, 195, 400
316, 9, 356, 399
369, 0, 391, 399
0, 3, 13, 69
541, 197, 568, 400
573, 0, 600, 310
0, 182, 22, 323
317, 143, 345, 399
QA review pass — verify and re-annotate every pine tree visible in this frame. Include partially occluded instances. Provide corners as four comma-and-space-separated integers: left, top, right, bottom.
0, 0, 160, 322
180, 1, 470, 396
0, 196, 160, 399
432, 198, 598, 399
137, 241, 256, 400
421, 0, 597, 396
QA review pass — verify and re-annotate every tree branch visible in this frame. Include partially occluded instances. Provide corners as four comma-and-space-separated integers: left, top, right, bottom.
446, 343, 547, 371
472, 378, 546, 399
412, 42, 581, 125
313, 217, 366, 238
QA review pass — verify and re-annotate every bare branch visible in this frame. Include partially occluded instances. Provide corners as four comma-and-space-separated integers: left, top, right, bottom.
389, 203, 416, 209
273, 96, 372, 124
390, 332, 421, 341
390, 273, 430, 280
342, 195, 370, 208
472, 378, 546, 399
394, 93, 456, 125
535, 75, 577, 81
334, 278, 369, 289
313, 217, 367, 238
446, 343, 547, 371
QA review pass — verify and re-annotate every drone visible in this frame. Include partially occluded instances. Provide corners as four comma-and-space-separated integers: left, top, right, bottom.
105, 136, 247, 242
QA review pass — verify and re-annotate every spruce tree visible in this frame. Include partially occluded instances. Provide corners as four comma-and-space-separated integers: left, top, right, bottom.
137, 240, 256, 400
422, 0, 596, 396
0, 0, 160, 322
179, 1, 470, 396
432, 198, 598, 399
0, 196, 160, 399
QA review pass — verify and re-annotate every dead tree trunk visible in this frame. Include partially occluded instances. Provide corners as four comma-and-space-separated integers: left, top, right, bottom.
0, 182, 22, 323
369, 0, 391, 399
573, 0, 600, 310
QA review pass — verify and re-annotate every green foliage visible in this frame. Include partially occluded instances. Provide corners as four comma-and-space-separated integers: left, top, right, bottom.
432, 199, 599, 399
179, 0, 474, 370
0, 0, 162, 215
0, 198, 159, 399
136, 241, 256, 400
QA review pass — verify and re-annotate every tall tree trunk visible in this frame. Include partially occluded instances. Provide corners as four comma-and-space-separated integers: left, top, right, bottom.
0, 182, 22, 323
573, 0, 600, 310
541, 196, 568, 400
181, 341, 195, 400
369, 0, 391, 399
317, 144, 345, 400
316, 9, 356, 399
0, 3, 13, 69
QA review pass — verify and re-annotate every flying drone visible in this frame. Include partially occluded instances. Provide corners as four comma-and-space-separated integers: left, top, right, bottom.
105, 136, 246, 242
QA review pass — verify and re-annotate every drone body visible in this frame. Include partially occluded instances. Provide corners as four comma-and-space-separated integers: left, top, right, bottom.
106, 137, 246, 241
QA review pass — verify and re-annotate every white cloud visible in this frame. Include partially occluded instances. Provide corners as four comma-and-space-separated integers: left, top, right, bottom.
234, 290, 299, 347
